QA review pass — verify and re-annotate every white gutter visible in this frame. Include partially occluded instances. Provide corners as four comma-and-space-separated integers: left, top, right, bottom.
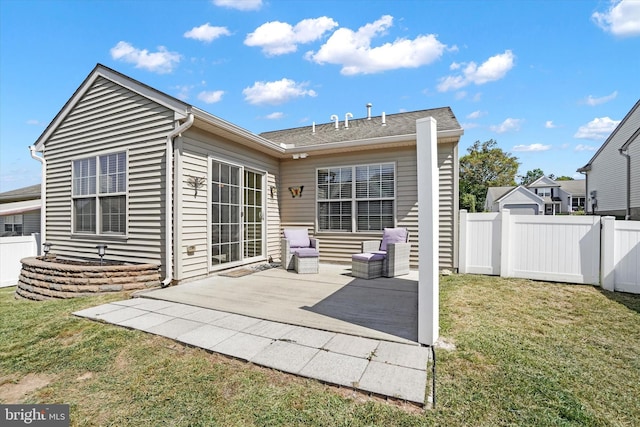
29, 146, 46, 249
162, 113, 195, 287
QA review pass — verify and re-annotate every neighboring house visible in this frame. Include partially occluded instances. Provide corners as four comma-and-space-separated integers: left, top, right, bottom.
485, 185, 544, 215
29, 64, 463, 285
485, 176, 586, 215
578, 99, 640, 219
0, 184, 41, 236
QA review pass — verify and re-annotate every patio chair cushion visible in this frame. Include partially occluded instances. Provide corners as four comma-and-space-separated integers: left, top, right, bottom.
293, 248, 319, 258
284, 228, 311, 248
380, 227, 408, 251
352, 252, 386, 262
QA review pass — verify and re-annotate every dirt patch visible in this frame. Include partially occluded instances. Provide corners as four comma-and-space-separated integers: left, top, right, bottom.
0, 373, 54, 403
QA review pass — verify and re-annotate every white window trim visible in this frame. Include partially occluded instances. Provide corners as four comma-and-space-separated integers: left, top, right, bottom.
71, 150, 129, 237
315, 162, 397, 233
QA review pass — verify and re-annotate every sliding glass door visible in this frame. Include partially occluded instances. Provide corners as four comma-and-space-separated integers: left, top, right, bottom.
210, 159, 265, 268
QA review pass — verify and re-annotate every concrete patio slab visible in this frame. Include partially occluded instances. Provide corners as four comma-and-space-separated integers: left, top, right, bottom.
359, 361, 427, 403
250, 340, 319, 373
280, 326, 336, 348
155, 303, 203, 318
372, 341, 431, 370
242, 320, 297, 340
73, 264, 431, 405
141, 264, 419, 344
117, 312, 174, 331
210, 332, 274, 361
180, 308, 231, 324
210, 313, 262, 331
146, 317, 203, 339
94, 306, 148, 324
176, 324, 238, 349
323, 334, 380, 359
73, 303, 127, 319
299, 350, 369, 388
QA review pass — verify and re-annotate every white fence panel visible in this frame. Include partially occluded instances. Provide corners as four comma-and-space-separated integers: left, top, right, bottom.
459, 211, 501, 275
0, 235, 38, 287
612, 220, 640, 294
504, 213, 601, 285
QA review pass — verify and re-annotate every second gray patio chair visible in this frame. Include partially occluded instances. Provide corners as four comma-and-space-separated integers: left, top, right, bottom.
354, 227, 411, 278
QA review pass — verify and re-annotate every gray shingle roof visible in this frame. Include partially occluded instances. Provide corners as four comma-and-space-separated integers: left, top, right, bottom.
558, 179, 585, 196
259, 107, 460, 146
0, 184, 41, 203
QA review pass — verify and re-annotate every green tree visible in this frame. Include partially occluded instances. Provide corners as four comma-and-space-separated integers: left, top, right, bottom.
460, 139, 519, 210
554, 175, 574, 181
460, 193, 477, 212
519, 168, 545, 185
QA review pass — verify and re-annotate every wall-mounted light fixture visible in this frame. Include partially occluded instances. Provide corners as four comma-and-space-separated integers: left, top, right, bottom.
96, 244, 108, 265
43, 242, 51, 256
270, 186, 277, 198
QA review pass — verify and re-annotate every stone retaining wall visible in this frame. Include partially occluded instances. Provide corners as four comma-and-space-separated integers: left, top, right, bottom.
16, 257, 161, 300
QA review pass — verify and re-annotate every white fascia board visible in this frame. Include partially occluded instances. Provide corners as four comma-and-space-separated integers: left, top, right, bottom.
286, 128, 464, 154
0, 200, 41, 215
192, 107, 286, 155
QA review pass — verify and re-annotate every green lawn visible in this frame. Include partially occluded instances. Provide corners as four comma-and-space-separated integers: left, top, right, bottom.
1, 275, 639, 426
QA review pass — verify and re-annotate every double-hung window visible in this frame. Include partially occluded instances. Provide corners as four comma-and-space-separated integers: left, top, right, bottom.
317, 163, 395, 232
4, 214, 23, 235
72, 152, 127, 235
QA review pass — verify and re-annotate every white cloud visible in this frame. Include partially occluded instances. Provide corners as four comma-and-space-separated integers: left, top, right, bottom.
575, 144, 598, 151
583, 90, 618, 106
592, 0, 640, 37
184, 23, 231, 43
174, 85, 193, 100
243, 78, 317, 105
545, 120, 557, 128
265, 112, 284, 120
437, 50, 515, 92
197, 90, 225, 104
574, 117, 621, 140
26, 119, 44, 126
512, 143, 551, 152
110, 41, 181, 73
213, 0, 262, 11
490, 118, 523, 133
245, 17, 338, 56
306, 15, 447, 75
467, 110, 487, 119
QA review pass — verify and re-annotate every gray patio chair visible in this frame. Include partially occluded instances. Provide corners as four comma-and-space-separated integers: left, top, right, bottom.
281, 228, 320, 273
360, 227, 410, 277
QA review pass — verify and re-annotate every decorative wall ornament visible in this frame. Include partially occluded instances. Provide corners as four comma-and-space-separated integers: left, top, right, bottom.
187, 175, 206, 197
288, 186, 304, 198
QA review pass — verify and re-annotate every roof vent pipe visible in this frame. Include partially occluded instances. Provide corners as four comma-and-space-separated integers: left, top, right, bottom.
345, 112, 353, 129
312, 122, 316, 134
330, 114, 339, 130
366, 103, 372, 120
381, 112, 386, 126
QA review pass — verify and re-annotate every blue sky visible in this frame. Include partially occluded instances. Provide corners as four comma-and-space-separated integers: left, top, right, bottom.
1, 0, 639, 192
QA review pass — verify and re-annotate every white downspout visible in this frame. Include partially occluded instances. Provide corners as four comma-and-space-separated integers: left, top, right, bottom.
162, 113, 195, 287
29, 146, 46, 251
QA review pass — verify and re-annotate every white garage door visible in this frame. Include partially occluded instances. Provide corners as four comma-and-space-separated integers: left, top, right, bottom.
504, 204, 538, 215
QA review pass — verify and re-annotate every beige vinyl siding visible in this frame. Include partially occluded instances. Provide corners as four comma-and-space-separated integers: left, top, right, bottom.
588, 106, 640, 218
176, 127, 281, 283
42, 76, 173, 272
279, 141, 457, 269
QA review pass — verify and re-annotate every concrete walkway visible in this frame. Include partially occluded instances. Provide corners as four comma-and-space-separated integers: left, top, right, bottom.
73, 296, 431, 405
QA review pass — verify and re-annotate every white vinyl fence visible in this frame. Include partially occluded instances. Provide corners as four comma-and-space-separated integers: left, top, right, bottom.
0, 234, 39, 287
459, 210, 640, 294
